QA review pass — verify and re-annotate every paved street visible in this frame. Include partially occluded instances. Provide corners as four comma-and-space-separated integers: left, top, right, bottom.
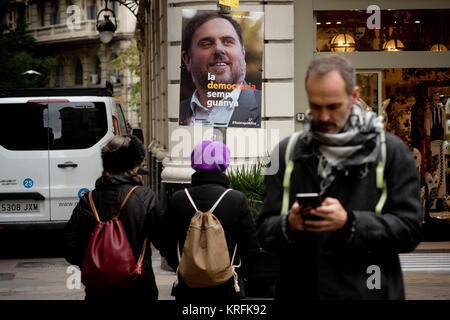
0, 237, 449, 300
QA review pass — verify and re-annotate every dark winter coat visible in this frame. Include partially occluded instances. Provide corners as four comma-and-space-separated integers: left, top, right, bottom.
257, 132, 423, 300
160, 170, 260, 300
64, 175, 162, 301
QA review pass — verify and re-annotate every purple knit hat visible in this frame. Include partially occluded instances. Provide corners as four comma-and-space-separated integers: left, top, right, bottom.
191, 140, 230, 172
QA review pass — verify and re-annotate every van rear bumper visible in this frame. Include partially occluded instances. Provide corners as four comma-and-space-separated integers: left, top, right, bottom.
0, 221, 67, 232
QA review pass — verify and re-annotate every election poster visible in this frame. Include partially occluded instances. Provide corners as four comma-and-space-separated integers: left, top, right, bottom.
179, 9, 263, 128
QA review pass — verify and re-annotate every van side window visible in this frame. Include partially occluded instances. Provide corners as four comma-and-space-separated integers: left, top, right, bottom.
0, 102, 108, 151
0, 103, 49, 150
49, 102, 107, 150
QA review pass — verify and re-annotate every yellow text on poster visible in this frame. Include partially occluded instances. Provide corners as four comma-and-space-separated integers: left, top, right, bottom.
219, 0, 239, 9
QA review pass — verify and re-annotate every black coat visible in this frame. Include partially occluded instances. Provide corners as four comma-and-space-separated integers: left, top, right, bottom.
64, 175, 162, 301
160, 170, 260, 300
257, 132, 423, 300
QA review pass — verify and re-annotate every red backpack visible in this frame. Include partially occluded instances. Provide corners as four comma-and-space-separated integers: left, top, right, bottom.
81, 186, 147, 294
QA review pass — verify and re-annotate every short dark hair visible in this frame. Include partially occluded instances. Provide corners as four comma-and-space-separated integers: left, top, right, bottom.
305, 55, 356, 95
182, 11, 244, 54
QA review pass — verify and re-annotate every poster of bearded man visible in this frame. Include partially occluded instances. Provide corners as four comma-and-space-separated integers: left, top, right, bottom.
179, 9, 263, 128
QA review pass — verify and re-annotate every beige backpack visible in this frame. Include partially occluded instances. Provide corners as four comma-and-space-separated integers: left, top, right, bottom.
176, 188, 241, 292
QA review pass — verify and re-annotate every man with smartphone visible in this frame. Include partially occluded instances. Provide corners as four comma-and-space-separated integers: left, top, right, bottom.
257, 55, 422, 300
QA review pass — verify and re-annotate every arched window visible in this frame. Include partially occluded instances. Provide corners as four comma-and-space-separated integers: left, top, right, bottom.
110, 54, 121, 84
54, 63, 64, 87
95, 57, 101, 84
75, 59, 83, 85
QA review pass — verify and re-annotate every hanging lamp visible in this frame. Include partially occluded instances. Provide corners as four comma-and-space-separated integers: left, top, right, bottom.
330, 33, 356, 52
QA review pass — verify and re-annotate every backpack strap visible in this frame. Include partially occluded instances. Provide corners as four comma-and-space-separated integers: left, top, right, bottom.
209, 189, 232, 213
116, 185, 140, 218
375, 130, 387, 216
184, 188, 232, 213
184, 188, 199, 212
230, 243, 241, 293
88, 191, 101, 223
88, 185, 139, 222
279, 129, 388, 217
281, 131, 302, 215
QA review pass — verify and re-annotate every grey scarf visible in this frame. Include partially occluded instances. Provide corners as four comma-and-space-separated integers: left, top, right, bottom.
298, 104, 384, 195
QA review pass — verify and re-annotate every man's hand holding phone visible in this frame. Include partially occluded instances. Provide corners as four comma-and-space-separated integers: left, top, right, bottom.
288, 194, 348, 232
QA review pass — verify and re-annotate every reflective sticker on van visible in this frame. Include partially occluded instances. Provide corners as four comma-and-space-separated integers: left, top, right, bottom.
23, 178, 34, 189
78, 188, 89, 199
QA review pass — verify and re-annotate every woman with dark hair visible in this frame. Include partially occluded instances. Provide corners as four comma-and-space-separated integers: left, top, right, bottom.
64, 135, 162, 301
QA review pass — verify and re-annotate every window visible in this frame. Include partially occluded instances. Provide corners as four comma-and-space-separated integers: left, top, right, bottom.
95, 58, 101, 84
0, 103, 50, 150
49, 2, 60, 25
0, 102, 107, 151
110, 55, 121, 84
114, 104, 128, 134
316, 9, 450, 52
54, 63, 64, 88
38, 3, 45, 26
75, 59, 83, 85
87, 1, 97, 20
49, 102, 108, 150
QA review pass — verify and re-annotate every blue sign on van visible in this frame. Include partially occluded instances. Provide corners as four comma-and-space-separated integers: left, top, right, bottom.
23, 178, 34, 189
78, 188, 89, 199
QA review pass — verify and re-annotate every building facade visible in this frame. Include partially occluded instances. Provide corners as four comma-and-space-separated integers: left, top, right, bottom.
12, 0, 141, 126
141, 0, 450, 221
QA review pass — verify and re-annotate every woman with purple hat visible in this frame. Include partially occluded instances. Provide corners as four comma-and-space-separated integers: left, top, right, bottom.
160, 140, 260, 300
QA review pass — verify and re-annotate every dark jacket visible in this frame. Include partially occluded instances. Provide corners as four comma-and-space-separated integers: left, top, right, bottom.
179, 89, 262, 127
257, 132, 423, 300
160, 170, 260, 300
64, 175, 162, 301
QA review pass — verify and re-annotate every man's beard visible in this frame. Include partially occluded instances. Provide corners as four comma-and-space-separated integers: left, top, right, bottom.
191, 54, 246, 90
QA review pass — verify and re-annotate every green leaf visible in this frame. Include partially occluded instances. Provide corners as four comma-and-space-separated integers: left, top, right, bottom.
228, 157, 268, 221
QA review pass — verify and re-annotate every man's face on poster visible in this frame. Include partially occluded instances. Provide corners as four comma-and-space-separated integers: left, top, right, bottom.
182, 17, 246, 90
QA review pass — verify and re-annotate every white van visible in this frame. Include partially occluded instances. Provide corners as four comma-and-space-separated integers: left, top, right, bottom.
0, 86, 130, 231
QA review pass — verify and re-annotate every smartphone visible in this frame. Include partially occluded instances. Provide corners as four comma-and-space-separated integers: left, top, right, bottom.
295, 193, 323, 221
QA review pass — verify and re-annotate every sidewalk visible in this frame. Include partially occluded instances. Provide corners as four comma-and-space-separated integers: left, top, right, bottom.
151, 248, 176, 300
414, 241, 450, 252
152, 241, 450, 300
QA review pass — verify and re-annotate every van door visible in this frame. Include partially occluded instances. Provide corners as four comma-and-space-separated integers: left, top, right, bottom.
0, 100, 51, 222
48, 100, 109, 221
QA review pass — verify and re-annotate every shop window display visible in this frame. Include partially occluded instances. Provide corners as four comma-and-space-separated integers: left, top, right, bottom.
316, 9, 449, 52
382, 68, 450, 221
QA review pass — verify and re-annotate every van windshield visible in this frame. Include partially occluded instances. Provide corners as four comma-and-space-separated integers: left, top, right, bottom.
0, 102, 107, 150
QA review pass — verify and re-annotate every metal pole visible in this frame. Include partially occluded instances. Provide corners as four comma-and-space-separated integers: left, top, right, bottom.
213, 127, 227, 145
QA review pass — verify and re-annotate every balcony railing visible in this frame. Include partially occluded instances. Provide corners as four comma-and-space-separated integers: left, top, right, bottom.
26, 20, 107, 44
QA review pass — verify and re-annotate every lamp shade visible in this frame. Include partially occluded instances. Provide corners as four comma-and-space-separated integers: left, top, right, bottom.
97, 15, 116, 44
430, 43, 448, 51
330, 33, 356, 52
382, 39, 405, 51
99, 31, 114, 44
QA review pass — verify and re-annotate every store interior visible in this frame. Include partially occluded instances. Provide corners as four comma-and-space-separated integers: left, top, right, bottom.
357, 68, 450, 223
314, 8, 450, 226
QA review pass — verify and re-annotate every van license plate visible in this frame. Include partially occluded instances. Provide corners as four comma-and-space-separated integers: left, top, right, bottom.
0, 202, 40, 213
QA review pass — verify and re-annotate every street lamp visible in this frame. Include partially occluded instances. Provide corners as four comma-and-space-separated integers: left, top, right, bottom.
96, 0, 117, 44
22, 70, 42, 75
96, 0, 147, 44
